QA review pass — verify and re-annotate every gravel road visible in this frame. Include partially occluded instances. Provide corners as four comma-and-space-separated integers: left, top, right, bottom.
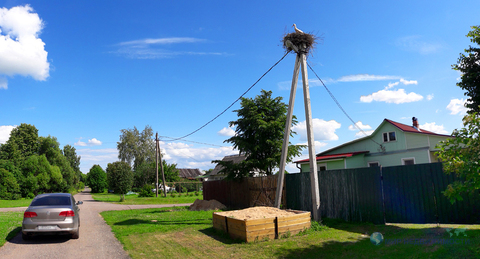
0, 189, 192, 259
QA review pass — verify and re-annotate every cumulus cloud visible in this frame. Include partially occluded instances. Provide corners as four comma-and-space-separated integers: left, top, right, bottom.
112, 37, 225, 59
348, 121, 372, 131
446, 98, 468, 115
76, 148, 118, 173
75, 137, 103, 147
337, 74, 400, 82
293, 118, 341, 141
395, 35, 443, 54
360, 79, 422, 104
420, 122, 448, 134
218, 127, 235, 137
354, 130, 374, 138
0, 5, 49, 88
427, 94, 434, 101
0, 125, 16, 144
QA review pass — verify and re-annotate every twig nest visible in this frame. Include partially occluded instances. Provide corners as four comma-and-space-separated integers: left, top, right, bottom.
282, 32, 316, 54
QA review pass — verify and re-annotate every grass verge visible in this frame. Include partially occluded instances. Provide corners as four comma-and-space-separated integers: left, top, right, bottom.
0, 212, 23, 247
0, 199, 33, 208
92, 192, 201, 205
102, 208, 480, 259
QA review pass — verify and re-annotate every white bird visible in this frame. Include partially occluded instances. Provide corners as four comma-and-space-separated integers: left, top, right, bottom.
292, 23, 303, 34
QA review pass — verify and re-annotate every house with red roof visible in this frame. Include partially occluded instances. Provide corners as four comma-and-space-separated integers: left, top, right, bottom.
295, 117, 452, 172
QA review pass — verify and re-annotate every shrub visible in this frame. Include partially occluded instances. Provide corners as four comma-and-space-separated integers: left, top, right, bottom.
138, 184, 154, 197
194, 191, 199, 196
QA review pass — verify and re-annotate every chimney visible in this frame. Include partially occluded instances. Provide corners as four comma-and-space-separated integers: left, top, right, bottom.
412, 117, 419, 128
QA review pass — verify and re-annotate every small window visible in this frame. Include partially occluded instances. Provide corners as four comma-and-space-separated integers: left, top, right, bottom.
383, 131, 396, 142
317, 164, 327, 172
368, 162, 380, 167
402, 158, 415, 165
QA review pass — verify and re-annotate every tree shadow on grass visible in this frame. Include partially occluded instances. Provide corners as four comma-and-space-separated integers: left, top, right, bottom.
113, 218, 210, 226
198, 227, 245, 245
269, 219, 480, 259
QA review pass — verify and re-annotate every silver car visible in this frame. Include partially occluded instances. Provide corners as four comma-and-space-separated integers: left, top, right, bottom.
22, 193, 83, 240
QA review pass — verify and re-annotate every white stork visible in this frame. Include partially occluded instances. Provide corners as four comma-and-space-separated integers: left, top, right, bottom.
292, 24, 303, 34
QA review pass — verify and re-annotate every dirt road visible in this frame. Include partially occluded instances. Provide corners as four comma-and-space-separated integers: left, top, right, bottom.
0, 190, 192, 258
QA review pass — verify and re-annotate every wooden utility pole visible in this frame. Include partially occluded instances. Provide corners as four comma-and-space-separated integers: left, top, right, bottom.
155, 133, 167, 197
275, 41, 321, 221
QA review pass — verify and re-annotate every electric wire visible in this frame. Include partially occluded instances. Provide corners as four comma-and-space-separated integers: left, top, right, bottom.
168, 51, 291, 141
307, 62, 385, 150
159, 135, 226, 147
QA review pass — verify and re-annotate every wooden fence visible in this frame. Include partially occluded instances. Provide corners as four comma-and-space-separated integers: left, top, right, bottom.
286, 162, 480, 224
203, 175, 286, 209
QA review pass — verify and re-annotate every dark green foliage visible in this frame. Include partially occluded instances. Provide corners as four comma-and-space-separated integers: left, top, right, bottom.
453, 26, 480, 113
77, 181, 85, 191
0, 168, 21, 200
214, 90, 304, 179
87, 165, 107, 193
0, 123, 39, 165
106, 161, 134, 201
436, 111, 480, 202
138, 184, 155, 197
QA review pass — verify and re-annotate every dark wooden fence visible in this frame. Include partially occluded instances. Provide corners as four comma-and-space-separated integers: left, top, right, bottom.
286, 162, 480, 224
203, 175, 285, 209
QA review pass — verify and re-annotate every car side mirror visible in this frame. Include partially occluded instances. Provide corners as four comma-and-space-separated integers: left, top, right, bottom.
76, 201, 83, 205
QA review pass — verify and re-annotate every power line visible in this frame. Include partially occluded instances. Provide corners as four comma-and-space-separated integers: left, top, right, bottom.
307, 62, 385, 150
169, 51, 291, 141
158, 135, 227, 147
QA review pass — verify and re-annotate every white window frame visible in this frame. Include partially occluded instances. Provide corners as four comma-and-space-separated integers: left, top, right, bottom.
368, 161, 380, 167
317, 163, 327, 172
402, 157, 415, 165
383, 131, 397, 142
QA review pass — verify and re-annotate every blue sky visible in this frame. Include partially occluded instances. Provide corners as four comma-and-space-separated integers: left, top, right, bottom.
0, 1, 477, 174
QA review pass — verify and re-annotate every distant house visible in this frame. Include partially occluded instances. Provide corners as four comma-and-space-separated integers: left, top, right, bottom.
178, 168, 203, 180
295, 117, 452, 172
205, 154, 246, 181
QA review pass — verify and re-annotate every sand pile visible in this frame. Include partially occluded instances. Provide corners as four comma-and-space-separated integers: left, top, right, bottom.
215, 206, 296, 220
189, 199, 226, 211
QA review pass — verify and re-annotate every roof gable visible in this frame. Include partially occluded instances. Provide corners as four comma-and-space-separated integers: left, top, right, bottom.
178, 168, 203, 179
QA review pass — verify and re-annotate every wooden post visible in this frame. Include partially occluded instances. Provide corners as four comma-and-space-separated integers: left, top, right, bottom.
300, 47, 320, 221
158, 139, 167, 197
275, 53, 301, 208
155, 133, 159, 197
274, 41, 321, 221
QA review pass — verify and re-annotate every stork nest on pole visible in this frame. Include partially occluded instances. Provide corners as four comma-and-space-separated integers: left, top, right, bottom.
282, 32, 317, 54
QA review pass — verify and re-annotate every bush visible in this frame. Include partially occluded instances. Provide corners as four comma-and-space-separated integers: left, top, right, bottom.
194, 191, 199, 196
138, 184, 154, 197
170, 193, 176, 198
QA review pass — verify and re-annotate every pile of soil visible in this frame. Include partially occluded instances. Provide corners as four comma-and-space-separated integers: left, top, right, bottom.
189, 199, 226, 211
215, 206, 296, 220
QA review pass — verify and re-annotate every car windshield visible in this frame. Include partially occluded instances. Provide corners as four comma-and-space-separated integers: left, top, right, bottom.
30, 196, 71, 206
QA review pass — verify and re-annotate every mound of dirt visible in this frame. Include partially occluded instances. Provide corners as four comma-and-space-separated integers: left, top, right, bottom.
215, 206, 296, 220
189, 199, 226, 211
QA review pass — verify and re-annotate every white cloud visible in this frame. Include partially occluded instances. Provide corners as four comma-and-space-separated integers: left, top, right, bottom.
297, 141, 328, 153
395, 35, 443, 54
0, 77, 7, 89
88, 138, 102, 146
113, 37, 225, 59
427, 94, 434, 101
337, 74, 400, 82
218, 127, 235, 137
293, 118, 341, 141
348, 121, 372, 131
420, 122, 449, 134
0, 5, 49, 88
400, 78, 418, 85
360, 88, 423, 104
446, 98, 468, 115
0, 125, 16, 144
75, 137, 102, 147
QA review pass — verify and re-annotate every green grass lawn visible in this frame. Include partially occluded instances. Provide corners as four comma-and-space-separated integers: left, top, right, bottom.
0, 199, 33, 208
101, 207, 480, 259
0, 212, 23, 247
92, 192, 202, 205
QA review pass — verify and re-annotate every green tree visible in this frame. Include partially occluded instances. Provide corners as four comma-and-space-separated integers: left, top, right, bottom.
453, 26, 480, 113
86, 165, 107, 193
0, 123, 39, 165
62, 144, 81, 175
0, 168, 21, 200
214, 90, 304, 179
106, 161, 134, 201
436, 110, 480, 203
117, 125, 155, 171
38, 136, 77, 188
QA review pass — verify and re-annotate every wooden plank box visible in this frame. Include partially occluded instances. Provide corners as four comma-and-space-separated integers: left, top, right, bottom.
213, 209, 311, 242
